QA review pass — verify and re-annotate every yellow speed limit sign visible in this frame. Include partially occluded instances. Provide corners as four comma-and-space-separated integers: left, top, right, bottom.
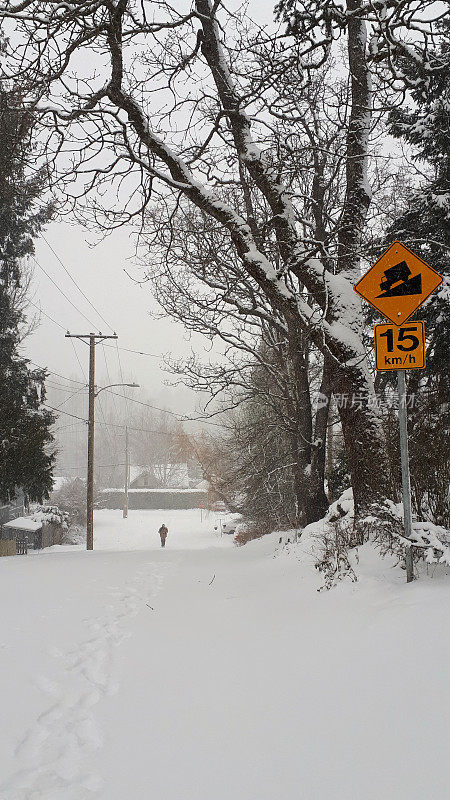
374, 321, 425, 371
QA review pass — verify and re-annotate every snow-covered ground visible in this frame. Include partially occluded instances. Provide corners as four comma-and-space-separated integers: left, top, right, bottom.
0, 509, 448, 800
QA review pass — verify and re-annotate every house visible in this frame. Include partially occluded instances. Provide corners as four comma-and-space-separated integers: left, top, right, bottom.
1, 517, 42, 550
0, 508, 66, 553
0, 489, 26, 526
100, 461, 209, 511
129, 462, 201, 490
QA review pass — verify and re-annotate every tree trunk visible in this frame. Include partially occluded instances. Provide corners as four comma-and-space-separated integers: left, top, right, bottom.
328, 1, 392, 528
309, 358, 332, 521
286, 316, 330, 526
332, 363, 392, 526
326, 395, 334, 500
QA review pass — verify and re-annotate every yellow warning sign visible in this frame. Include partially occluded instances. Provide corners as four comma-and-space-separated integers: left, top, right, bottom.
374, 321, 426, 371
354, 241, 443, 325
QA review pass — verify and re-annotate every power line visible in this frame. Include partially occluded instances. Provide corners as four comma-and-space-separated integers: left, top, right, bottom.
103, 388, 183, 419
46, 380, 87, 391
96, 391, 117, 453
102, 388, 225, 427
46, 404, 218, 435
29, 361, 87, 385
28, 299, 67, 331
101, 342, 120, 420
44, 404, 88, 422
70, 338, 89, 383
32, 358, 183, 420
32, 256, 101, 330
35, 362, 222, 429
102, 343, 160, 357
96, 348, 123, 474
54, 386, 87, 411
28, 298, 160, 357
67, 335, 118, 455
45, 408, 182, 435
94, 421, 182, 436
114, 339, 129, 414
41, 234, 115, 332
52, 423, 86, 432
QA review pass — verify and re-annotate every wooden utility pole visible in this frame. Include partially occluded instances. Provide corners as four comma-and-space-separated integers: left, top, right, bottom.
123, 425, 129, 519
86, 333, 96, 549
65, 332, 118, 550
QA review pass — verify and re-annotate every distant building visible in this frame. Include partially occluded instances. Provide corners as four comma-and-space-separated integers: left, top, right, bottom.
129, 462, 203, 490
1, 516, 42, 549
100, 487, 208, 511
100, 462, 207, 511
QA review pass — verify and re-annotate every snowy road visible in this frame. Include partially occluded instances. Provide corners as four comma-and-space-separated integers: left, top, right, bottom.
0, 510, 448, 800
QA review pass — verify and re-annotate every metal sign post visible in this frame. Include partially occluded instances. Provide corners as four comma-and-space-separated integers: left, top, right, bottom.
354, 240, 444, 583
397, 370, 414, 582
123, 426, 129, 519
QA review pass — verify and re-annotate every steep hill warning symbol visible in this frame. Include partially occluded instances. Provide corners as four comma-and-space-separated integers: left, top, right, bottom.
354, 240, 443, 324
377, 261, 422, 298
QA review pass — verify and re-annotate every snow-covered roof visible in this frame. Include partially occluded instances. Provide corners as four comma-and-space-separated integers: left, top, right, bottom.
128, 465, 142, 485
3, 517, 42, 532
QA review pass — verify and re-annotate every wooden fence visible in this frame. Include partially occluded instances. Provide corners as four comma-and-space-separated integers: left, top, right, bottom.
0, 540, 16, 557
17, 537, 28, 555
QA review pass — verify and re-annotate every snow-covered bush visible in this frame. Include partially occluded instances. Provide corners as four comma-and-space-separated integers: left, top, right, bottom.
31, 505, 69, 527
32, 501, 86, 545
50, 477, 98, 526
312, 489, 450, 589
374, 501, 450, 568
313, 490, 358, 590
234, 522, 270, 547
61, 525, 85, 546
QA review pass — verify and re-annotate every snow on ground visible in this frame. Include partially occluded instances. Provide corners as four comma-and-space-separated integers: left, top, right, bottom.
0, 509, 448, 800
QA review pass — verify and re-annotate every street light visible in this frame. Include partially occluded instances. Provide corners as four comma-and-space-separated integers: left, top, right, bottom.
86, 381, 139, 550
94, 382, 140, 397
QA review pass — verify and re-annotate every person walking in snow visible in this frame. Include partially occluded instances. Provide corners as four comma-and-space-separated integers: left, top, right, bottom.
158, 523, 168, 548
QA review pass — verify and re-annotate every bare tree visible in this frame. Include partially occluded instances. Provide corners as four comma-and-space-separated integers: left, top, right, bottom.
140, 198, 329, 523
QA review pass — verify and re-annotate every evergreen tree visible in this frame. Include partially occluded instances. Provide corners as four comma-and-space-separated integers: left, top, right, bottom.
0, 84, 56, 504
382, 22, 450, 525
